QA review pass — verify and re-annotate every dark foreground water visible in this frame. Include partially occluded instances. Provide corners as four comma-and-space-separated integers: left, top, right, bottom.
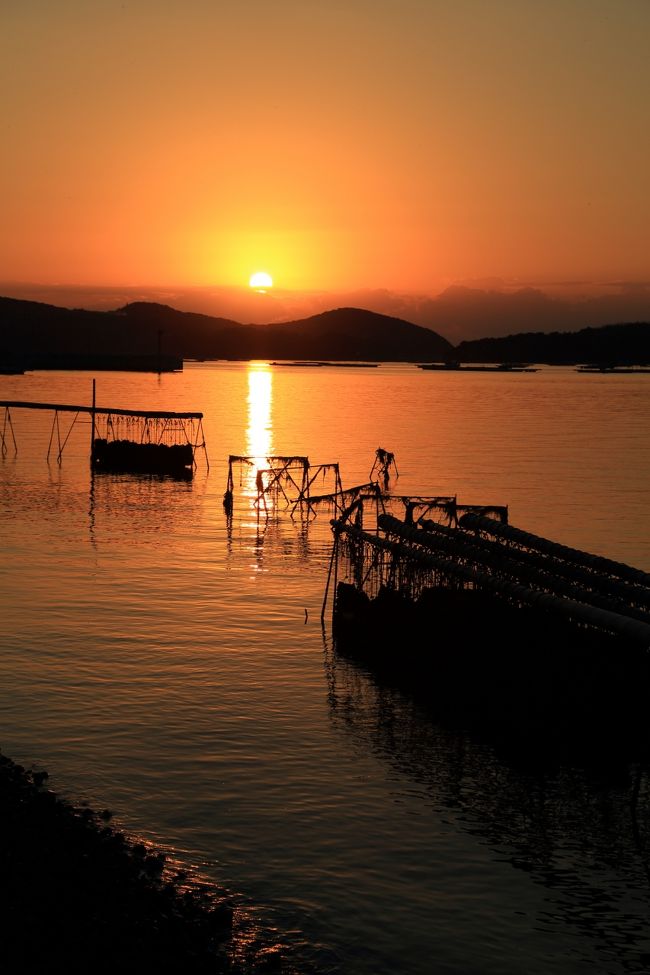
1, 363, 649, 973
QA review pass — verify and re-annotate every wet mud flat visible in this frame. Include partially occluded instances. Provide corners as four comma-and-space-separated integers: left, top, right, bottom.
0, 751, 235, 973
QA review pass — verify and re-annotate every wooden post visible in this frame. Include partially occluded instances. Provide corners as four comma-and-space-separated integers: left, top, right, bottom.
90, 378, 96, 467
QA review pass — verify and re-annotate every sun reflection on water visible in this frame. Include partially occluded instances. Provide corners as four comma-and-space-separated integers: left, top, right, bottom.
242, 364, 274, 572
246, 363, 273, 466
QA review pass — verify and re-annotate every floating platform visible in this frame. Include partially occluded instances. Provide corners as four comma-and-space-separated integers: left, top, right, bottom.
270, 361, 378, 368
575, 365, 650, 374
327, 499, 650, 754
91, 438, 194, 476
0, 390, 208, 473
418, 362, 537, 373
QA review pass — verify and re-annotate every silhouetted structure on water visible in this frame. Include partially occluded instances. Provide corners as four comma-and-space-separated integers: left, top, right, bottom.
325, 486, 650, 754
0, 383, 207, 476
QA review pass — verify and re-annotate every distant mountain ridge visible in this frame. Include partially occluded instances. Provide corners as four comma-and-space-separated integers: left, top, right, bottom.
0, 296, 648, 365
457, 322, 650, 366
5, 282, 650, 342
0, 298, 453, 363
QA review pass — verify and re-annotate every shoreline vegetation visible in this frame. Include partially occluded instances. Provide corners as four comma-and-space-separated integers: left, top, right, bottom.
0, 750, 246, 973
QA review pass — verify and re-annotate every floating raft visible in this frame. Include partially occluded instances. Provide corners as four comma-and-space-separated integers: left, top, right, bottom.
0, 396, 208, 475
418, 362, 537, 373
91, 438, 194, 475
575, 365, 650, 374
328, 500, 650, 751
271, 361, 378, 368
331, 507, 650, 645
89, 407, 206, 477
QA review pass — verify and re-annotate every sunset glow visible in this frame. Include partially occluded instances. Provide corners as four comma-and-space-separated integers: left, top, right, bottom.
2, 0, 650, 960
1, 1, 649, 306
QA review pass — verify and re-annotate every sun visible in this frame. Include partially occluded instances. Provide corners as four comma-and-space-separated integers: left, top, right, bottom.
249, 271, 273, 291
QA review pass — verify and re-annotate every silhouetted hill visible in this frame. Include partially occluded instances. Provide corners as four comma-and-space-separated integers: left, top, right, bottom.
240, 308, 454, 360
5, 282, 650, 341
0, 297, 181, 359
1, 296, 647, 366
457, 322, 650, 365
0, 298, 453, 363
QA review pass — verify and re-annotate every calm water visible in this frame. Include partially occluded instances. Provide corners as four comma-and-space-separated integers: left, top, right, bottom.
1, 363, 650, 974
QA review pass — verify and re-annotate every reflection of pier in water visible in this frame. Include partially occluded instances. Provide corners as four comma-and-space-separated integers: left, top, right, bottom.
324, 645, 650, 974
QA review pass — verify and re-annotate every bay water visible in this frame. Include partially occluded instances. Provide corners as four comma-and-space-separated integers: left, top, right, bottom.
1, 363, 649, 973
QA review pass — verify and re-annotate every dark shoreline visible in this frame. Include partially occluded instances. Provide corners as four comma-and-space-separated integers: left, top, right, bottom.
0, 751, 237, 973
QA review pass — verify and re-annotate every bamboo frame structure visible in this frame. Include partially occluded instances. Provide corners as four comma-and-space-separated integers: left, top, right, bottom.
224, 454, 346, 519
324, 498, 650, 645
369, 447, 399, 487
0, 406, 18, 457
0, 398, 208, 471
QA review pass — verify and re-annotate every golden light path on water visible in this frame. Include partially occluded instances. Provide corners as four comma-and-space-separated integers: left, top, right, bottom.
1, 365, 650, 975
244, 364, 274, 569
246, 363, 273, 471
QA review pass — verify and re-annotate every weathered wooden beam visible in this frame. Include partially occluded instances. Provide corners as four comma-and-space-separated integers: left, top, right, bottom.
0, 400, 202, 419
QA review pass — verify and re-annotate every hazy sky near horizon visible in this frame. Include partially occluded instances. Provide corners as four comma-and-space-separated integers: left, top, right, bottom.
2, 0, 648, 294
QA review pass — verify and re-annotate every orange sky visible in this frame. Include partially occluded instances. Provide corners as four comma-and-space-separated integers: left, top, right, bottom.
2, 0, 648, 295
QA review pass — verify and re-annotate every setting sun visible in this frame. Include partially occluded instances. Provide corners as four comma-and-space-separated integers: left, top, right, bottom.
249, 271, 273, 290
